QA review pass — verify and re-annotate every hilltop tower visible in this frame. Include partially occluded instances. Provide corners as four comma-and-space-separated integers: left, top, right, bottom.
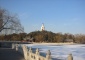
41, 23, 45, 31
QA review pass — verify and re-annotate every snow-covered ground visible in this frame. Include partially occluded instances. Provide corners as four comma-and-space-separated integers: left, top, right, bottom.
26, 44, 85, 60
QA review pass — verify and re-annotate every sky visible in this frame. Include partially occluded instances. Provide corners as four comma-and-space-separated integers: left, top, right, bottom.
0, 0, 85, 34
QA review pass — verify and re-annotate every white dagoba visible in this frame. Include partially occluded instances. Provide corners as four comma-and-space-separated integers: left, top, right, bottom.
41, 23, 45, 31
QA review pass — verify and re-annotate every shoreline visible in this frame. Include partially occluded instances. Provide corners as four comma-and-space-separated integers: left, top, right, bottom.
32, 42, 78, 45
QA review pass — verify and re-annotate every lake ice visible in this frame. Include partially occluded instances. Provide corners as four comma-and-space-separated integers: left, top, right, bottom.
26, 44, 85, 60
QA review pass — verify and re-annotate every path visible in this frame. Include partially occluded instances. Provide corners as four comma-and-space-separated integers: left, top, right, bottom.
0, 48, 25, 60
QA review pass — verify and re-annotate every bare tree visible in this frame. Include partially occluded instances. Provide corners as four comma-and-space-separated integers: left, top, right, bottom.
0, 8, 24, 35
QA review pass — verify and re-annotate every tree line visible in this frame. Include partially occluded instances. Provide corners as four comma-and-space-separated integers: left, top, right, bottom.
0, 33, 27, 41
0, 31, 85, 44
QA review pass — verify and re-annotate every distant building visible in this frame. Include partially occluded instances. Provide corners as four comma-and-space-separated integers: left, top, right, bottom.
65, 39, 73, 43
23, 36, 35, 42
41, 23, 45, 31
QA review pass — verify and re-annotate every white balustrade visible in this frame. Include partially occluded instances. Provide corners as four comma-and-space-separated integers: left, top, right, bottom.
12, 44, 73, 60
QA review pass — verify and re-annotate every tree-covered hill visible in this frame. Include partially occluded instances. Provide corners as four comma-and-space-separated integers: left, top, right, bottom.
27, 31, 56, 42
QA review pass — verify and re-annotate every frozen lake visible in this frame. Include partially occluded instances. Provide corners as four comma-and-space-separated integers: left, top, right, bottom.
26, 44, 85, 60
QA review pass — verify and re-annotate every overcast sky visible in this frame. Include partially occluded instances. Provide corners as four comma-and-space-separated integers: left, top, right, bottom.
0, 0, 85, 34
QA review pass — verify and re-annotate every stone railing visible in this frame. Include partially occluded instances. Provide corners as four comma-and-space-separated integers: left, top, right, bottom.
12, 44, 73, 60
